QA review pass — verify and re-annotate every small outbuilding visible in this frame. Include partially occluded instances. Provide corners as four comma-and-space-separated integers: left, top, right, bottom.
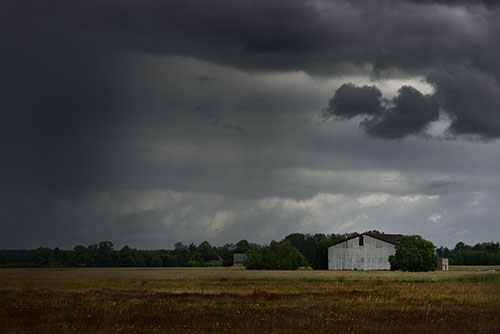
233, 253, 247, 267
438, 258, 449, 271
328, 233, 403, 270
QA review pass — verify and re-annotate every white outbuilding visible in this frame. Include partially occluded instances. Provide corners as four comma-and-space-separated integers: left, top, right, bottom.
328, 233, 403, 270
438, 257, 449, 271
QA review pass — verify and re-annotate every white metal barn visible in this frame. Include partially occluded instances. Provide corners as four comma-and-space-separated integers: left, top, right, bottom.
328, 233, 403, 270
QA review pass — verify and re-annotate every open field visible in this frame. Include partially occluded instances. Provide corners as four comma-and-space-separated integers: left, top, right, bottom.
1, 267, 500, 333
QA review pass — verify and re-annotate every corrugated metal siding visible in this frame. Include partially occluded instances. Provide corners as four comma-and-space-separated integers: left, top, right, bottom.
328, 235, 395, 270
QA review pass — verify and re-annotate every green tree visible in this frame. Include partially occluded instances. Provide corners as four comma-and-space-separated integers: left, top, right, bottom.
73, 245, 93, 266
364, 230, 384, 234
149, 256, 163, 267
245, 240, 307, 270
312, 233, 355, 269
96, 241, 114, 266
187, 251, 204, 265
453, 241, 467, 253
118, 245, 137, 267
235, 240, 251, 253
284, 233, 318, 265
389, 235, 438, 272
436, 246, 453, 259
185, 260, 202, 267
162, 254, 179, 267
197, 241, 219, 262
173, 242, 189, 266
244, 249, 264, 269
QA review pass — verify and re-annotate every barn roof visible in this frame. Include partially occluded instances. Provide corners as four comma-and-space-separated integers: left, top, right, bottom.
364, 233, 404, 245
328, 233, 404, 247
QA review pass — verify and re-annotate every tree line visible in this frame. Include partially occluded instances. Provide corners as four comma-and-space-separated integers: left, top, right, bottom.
1, 233, 499, 269
0, 232, 358, 269
0, 240, 254, 268
437, 241, 500, 265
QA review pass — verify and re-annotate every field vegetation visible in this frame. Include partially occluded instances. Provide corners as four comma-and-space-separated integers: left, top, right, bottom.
1, 267, 500, 333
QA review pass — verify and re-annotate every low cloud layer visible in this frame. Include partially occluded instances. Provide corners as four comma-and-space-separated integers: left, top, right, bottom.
3, 186, 500, 249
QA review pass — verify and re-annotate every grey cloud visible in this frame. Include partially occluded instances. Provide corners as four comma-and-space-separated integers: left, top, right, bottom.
325, 84, 439, 139
0, 49, 121, 194
195, 75, 215, 84
3, 0, 496, 74
193, 105, 218, 123
362, 86, 439, 139
193, 105, 244, 132
3, 186, 500, 249
323, 83, 383, 120
221, 123, 244, 132
406, 0, 500, 6
3, 0, 500, 139
428, 67, 500, 138
421, 177, 466, 195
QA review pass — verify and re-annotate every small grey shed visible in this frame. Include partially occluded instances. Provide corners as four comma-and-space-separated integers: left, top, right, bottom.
233, 253, 247, 267
438, 258, 449, 270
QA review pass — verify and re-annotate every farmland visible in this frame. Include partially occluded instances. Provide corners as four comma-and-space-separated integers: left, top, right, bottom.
1, 267, 500, 333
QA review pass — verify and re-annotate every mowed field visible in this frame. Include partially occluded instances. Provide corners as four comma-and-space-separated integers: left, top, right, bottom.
1, 267, 500, 334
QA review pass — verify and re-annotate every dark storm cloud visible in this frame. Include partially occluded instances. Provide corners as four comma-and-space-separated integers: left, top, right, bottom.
0, 48, 121, 193
324, 84, 439, 139
407, 0, 500, 6
0, 0, 498, 195
428, 67, 500, 138
323, 83, 383, 120
1, 0, 494, 73
3, 0, 499, 139
362, 86, 439, 139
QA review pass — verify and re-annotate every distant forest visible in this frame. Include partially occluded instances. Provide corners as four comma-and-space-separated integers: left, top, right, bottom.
1, 232, 500, 268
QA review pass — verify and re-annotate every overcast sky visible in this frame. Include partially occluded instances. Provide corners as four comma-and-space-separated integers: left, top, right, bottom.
2, 0, 500, 250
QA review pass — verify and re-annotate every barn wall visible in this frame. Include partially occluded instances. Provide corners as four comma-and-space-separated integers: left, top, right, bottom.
328, 235, 395, 270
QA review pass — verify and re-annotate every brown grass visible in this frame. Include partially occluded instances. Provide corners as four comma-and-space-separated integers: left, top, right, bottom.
0, 267, 499, 333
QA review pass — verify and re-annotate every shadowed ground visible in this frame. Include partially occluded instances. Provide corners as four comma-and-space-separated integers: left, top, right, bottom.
1, 267, 499, 333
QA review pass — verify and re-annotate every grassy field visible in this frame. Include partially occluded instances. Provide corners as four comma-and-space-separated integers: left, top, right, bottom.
1, 267, 499, 333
